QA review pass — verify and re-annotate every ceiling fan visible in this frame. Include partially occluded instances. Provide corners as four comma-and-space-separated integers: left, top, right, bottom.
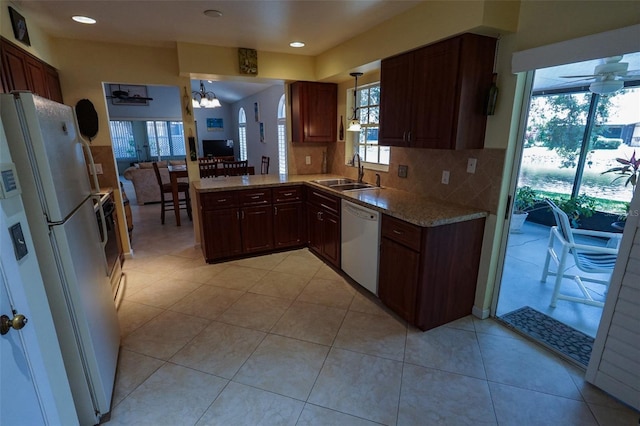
106, 85, 153, 102
559, 55, 640, 95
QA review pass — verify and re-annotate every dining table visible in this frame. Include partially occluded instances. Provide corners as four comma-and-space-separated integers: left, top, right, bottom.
168, 164, 188, 226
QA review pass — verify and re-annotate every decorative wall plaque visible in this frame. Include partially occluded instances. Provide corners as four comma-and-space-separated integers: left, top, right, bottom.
238, 48, 258, 75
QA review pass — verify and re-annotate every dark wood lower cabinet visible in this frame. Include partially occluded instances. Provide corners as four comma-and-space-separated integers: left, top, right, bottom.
273, 202, 305, 249
198, 186, 305, 262
201, 208, 243, 260
198, 185, 485, 332
306, 188, 340, 268
378, 214, 485, 331
378, 237, 420, 322
241, 205, 273, 253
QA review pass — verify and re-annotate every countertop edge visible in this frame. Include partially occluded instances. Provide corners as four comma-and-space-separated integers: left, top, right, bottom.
193, 175, 488, 227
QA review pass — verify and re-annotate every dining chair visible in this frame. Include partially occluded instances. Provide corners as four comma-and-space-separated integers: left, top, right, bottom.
540, 199, 620, 308
152, 162, 192, 224
222, 160, 248, 176
261, 156, 270, 174
198, 157, 218, 178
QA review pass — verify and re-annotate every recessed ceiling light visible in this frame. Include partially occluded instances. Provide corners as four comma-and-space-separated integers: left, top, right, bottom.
289, 41, 305, 48
204, 9, 223, 18
72, 15, 96, 24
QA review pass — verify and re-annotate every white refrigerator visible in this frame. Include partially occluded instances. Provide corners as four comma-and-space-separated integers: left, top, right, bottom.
1, 92, 120, 425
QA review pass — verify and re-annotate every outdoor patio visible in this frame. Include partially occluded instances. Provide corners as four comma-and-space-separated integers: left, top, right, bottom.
497, 220, 618, 338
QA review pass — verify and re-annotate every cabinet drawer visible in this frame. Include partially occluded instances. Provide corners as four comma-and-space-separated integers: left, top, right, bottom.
381, 214, 422, 251
239, 188, 272, 206
307, 189, 339, 214
273, 186, 302, 204
200, 191, 238, 210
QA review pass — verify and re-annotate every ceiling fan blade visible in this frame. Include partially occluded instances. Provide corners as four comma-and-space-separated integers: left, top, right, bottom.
559, 74, 599, 79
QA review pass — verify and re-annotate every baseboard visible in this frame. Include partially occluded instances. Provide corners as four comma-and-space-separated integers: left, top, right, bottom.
472, 305, 490, 319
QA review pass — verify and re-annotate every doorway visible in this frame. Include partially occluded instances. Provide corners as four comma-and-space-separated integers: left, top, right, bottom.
494, 53, 640, 365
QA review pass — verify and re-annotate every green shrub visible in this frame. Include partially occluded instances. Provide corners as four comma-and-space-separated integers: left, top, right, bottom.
592, 137, 622, 150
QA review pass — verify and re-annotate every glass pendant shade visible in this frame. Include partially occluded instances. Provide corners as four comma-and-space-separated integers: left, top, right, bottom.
192, 80, 221, 108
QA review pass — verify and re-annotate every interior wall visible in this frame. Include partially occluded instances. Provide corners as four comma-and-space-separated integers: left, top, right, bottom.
106, 84, 182, 120
194, 103, 234, 156
231, 85, 284, 174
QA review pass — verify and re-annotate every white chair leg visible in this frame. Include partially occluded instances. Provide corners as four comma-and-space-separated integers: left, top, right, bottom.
540, 230, 555, 283
549, 246, 569, 308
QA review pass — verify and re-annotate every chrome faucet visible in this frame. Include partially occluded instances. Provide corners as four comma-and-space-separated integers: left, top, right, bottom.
353, 152, 364, 183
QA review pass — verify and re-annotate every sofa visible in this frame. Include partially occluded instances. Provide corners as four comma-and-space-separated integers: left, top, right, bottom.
123, 160, 186, 205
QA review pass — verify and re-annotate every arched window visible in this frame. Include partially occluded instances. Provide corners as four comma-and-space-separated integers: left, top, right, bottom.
238, 108, 247, 161
277, 95, 287, 175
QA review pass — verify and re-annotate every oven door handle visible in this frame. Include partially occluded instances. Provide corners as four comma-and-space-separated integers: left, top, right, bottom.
96, 202, 108, 250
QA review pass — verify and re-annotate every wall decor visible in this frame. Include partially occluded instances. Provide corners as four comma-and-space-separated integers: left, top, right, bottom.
259, 122, 265, 143
9, 7, 31, 46
206, 118, 224, 132
254, 102, 260, 122
109, 84, 150, 105
239, 48, 258, 75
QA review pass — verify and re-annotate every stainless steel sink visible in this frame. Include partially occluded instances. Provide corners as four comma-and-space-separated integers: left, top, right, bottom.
330, 183, 377, 191
312, 178, 358, 187
312, 177, 378, 191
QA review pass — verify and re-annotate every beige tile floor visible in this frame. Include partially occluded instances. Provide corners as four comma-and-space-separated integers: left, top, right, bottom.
109, 188, 639, 425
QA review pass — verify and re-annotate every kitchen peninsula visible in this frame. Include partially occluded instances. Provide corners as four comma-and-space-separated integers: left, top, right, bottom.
194, 175, 486, 331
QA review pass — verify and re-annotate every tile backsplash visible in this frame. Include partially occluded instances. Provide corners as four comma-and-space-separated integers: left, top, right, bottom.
324, 142, 505, 215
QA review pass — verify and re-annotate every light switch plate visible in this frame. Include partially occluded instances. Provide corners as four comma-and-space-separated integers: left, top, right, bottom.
441, 170, 450, 184
305, 156, 311, 165
467, 158, 477, 174
398, 165, 408, 178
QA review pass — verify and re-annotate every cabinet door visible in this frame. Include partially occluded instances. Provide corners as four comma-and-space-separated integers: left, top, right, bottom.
411, 38, 460, 149
24, 56, 48, 98
379, 52, 413, 147
201, 208, 242, 260
291, 81, 337, 143
44, 65, 63, 103
321, 210, 340, 268
378, 237, 419, 322
241, 205, 273, 253
273, 202, 305, 249
1, 41, 30, 92
306, 203, 322, 254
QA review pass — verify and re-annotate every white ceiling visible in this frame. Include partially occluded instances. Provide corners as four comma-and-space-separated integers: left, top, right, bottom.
14, 1, 639, 101
13, 0, 422, 54
13, 0, 421, 103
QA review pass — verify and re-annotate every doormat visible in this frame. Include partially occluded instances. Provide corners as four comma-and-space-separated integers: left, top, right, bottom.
498, 306, 594, 368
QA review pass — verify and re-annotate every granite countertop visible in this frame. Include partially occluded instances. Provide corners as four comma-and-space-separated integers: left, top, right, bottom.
193, 174, 487, 227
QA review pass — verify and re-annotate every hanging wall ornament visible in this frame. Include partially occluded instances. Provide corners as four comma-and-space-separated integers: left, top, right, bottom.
75, 99, 99, 142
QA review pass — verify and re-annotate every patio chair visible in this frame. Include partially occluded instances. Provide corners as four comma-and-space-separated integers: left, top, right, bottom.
540, 199, 620, 308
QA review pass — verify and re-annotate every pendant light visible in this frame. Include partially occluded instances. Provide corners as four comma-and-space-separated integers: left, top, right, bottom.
192, 80, 222, 108
347, 72, 363, 132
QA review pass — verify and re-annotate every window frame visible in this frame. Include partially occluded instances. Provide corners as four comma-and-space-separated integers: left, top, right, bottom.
346, 81, 389, 172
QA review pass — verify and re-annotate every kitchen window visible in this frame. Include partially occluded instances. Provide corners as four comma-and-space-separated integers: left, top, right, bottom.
109, 120, 184, 161
238, 108, 247, 161
352, 83, 390, 168
277, 94, 287, 175
147, 121, 185, 158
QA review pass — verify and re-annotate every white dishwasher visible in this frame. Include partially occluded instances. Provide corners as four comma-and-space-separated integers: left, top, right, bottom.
341, 199, 381, 295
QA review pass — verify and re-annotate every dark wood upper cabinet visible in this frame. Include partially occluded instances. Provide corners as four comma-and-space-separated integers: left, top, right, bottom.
290, 81, 337, 143
1, 37, 63, 103
379, 33, 496, 150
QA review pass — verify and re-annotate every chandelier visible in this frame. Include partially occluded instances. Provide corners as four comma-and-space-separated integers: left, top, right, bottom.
192, 80, 221, 108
